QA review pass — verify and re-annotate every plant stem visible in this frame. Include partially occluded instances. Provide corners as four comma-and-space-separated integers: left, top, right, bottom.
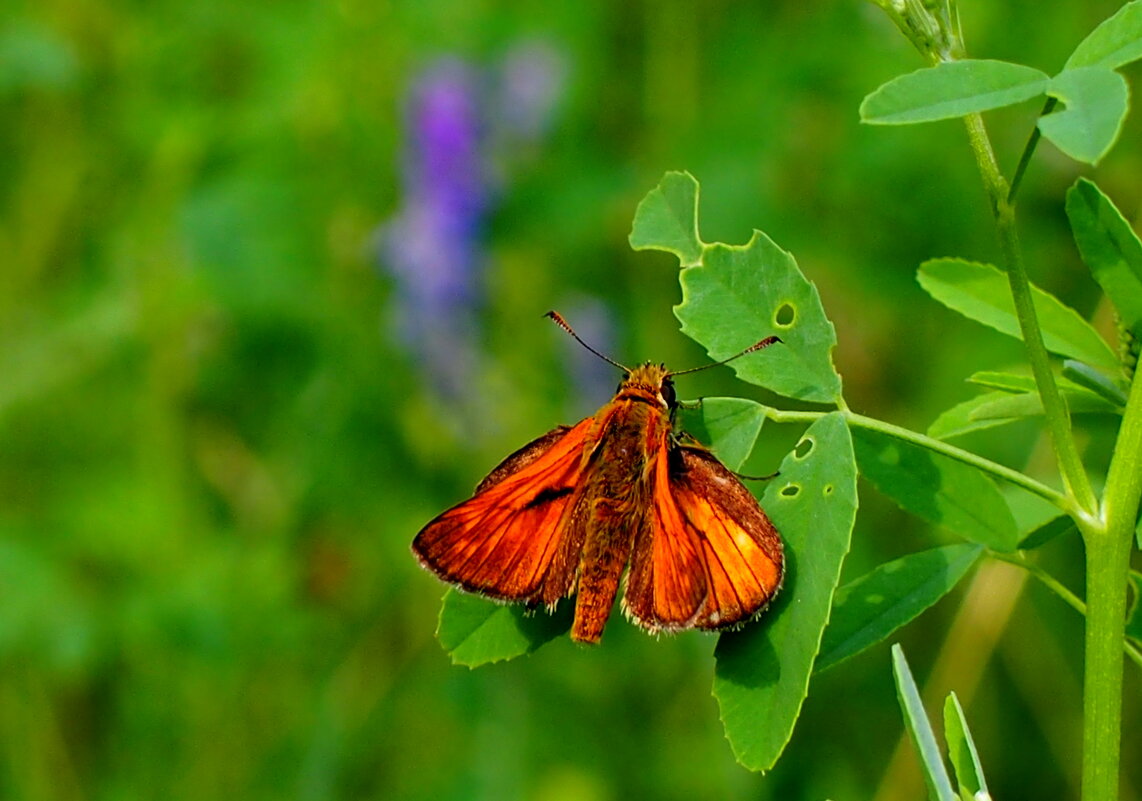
1080, 369, 1142, 800
763, 407, 1071, 511
1007, 98, 1057, 205
959, 111, 1099, 518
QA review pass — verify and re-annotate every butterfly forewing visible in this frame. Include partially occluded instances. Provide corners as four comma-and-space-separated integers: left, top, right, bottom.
412, 418, 594, 600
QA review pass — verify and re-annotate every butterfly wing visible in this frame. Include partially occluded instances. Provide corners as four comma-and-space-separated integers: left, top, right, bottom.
624, 443, 784, 632
412, 417, 595, 603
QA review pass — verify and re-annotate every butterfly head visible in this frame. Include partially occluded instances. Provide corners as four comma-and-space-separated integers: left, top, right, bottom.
619, 363, 676, 410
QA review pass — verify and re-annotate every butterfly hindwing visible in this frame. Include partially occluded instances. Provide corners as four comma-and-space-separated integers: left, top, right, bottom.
679, 446, 784, 628
412, 418, 595, 601
625, 443, 784, 632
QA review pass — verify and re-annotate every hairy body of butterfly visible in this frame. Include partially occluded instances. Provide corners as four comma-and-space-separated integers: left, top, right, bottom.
412, 364, 784, 644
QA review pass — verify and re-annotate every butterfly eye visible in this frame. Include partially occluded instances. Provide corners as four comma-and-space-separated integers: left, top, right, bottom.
660, 379, 677, 408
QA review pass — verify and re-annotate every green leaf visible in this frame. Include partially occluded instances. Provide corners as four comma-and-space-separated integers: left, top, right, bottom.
944, 692, 989, 798
713, 413, 857, 771
1008, 489, 1069, 540
1018, 514, 1076, 549
927, 392, 1019, 440
1063, 360, 1130, 406
918, 258, 1119, 371
1066, 179, 1142, 338
817, 544, 982, 672
677, 235, 841, 403
949, 369, 1122, 425
970, 385, 1122, 420
967, 370, 1038, 393
968, 370, 1123, 413
436, 590, 571, 667
678, 397, 766, 472
1065, 0, 1142, 70
930, 368, 1121, 440
892, 645, 958, 801
629, 171, 704, 267
853, 426, 1020, 551
961, 370, 1121, 419
1038, 68, 1129, 165
860, 60, 1050, 125
631, 173, 842, 403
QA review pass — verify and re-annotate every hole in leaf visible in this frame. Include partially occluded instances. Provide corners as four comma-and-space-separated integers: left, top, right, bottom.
823, 484, 834, 496
794, 438, 814, 459
774, 302, 795, 327
780, 483, 801, 498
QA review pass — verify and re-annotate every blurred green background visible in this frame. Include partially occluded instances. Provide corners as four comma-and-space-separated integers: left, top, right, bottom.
2, 2, 1140, 799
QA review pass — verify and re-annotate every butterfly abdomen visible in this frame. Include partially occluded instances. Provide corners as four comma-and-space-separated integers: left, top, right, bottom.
570, 397, 666, 643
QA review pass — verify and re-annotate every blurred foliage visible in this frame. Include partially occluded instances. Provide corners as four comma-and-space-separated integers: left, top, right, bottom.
1, 1, 1140, 799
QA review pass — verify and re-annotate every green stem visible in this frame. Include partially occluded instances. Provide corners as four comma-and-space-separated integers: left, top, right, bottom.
1007, 98, 1057, 205
989, 551, 1142, 669
764, 408, 1071, 511
1081, 369, 1142, 800
960, 112, 1099, 517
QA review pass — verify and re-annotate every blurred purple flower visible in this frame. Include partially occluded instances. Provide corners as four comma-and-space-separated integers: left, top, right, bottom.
494, 40, 567, 142
377, 45, 566, 404
379, 59, 486, 401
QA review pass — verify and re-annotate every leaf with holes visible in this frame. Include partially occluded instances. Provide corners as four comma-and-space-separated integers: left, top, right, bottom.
678, 397, 767, 472
677, 238, 841, 403
816, 543, 982, 672
630, 173, 842, 404
713, 413, 857, 771
853, 427, 1020, 551
436, 590, 572, 667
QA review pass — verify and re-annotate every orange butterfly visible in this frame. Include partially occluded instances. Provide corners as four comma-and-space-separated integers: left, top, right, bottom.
413, 312, 784, 644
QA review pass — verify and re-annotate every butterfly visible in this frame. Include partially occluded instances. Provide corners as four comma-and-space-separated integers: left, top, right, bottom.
412, 312, 784, 644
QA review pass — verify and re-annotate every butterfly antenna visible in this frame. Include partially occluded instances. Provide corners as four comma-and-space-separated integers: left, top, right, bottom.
545, 311, 631, 372
669, 335, 782, 376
